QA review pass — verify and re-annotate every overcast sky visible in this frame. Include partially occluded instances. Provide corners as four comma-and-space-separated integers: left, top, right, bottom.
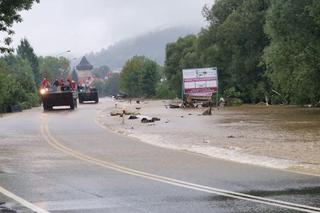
11, 0, 213, 57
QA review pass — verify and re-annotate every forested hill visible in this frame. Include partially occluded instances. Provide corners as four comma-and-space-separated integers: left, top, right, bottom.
85, 26, 200, 69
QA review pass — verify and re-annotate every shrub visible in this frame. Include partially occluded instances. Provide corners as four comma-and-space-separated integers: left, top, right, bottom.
155, 82, 176, 99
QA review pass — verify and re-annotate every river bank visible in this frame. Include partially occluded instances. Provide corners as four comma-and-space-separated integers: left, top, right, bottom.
97, 98, 320, 176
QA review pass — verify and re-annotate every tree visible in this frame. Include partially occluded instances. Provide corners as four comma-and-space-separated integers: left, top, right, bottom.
264, 0, 320, 104
202, 0, 245, 26
164, 35, 201, 96
92, 73, 121, 97
141, 59, 161, 97
38, 56, 70, 82
17, 38, 40, 85
4, 55, 36, 93
0, 60, 11, 112
92, 65, 110, 79
0, 72, 23, 112
164, 0, 271, 103
155, 81, 176, 99
120, 56, 160, 97
0, 0, 39, 53
199, 0, 270, 103
105, 73, 120, 96
1, 56, 39, 111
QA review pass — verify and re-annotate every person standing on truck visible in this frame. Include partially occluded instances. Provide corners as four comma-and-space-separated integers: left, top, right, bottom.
66, 79, 72, 91
59, 79, 66, 91
71, 80, 77, 91
53, 79, 59, 87
53, 79, 63, 91
41, 78, 50, 88
59, 79, 65, 87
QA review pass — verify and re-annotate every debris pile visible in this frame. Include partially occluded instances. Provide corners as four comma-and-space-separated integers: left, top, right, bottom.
169, 103, 181, 109
128, 115, 138, 120
110, 106, 160, 124
140, 116, 161, 123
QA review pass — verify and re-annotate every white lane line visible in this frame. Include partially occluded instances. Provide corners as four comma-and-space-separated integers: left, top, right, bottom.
0, 186, 49, 213
41, 121, 320, 213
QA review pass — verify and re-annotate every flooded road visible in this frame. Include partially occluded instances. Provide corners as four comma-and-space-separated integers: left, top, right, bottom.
102, 100, 320, 175
217, 106, 320, 171
1, 99, 320, 212
220, 105, 320, 143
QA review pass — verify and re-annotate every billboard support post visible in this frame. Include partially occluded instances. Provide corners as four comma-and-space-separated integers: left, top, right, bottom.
216, 68, 219, 107
181, 77, 184, 102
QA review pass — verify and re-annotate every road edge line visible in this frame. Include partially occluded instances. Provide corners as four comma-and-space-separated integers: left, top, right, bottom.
0, 186, 49, 213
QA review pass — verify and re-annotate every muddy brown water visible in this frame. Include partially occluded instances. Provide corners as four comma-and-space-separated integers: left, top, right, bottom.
104, 100, 320, 174
220, 105, 320, 140
212, 105, 320, 170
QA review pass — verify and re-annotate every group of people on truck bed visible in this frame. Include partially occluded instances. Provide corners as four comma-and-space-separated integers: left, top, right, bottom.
41, 77, 96, 93
41, 78, 77, 92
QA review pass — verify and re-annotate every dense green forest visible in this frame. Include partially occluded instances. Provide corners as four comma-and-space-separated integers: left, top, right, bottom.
164, 0, 320, 105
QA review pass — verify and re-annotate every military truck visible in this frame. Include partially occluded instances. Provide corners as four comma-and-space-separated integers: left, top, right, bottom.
78, 86, 99, 104
40, 86, 78, 111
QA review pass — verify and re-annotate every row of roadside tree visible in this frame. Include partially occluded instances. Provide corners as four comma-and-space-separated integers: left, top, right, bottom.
2, 0, 319, 111
164, 0, 320, 105
119, 0, 320, 106
0, 39, 71, 113
94, 56, 175, 99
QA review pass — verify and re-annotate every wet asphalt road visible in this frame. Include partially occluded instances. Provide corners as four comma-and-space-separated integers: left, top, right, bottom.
0, 99, 320, 213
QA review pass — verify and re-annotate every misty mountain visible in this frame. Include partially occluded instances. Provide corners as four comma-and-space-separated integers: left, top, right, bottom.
85, 26, 200, 70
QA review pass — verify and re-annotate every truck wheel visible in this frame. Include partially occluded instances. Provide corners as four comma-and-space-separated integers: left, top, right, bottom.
95, 98, 99, 103
43, 105, 52, 111
70, 99, 77, 110
79, 98, 83, 104
70, 102, 75, 110
43, 103, 49, 111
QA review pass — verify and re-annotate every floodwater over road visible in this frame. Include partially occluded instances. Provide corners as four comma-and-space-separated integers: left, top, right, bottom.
0, 99, 320, 212
220, 105, 320, 141
217, 105, 320, 170
101, 100, 320, 175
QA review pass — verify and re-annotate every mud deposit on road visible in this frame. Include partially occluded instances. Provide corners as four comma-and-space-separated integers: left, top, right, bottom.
97, 99, 320, 175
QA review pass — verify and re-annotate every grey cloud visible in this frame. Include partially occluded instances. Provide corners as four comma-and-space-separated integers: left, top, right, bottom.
12, 0, 213, 56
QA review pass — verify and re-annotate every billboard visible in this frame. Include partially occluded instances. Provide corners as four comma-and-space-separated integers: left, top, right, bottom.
182, 67, 218, 97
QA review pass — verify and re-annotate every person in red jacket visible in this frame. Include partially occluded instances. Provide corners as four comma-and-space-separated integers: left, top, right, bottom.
70, 80, 77, 91
41, 78, 49, 88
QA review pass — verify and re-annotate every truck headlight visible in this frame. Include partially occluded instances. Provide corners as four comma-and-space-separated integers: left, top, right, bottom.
40, 88, 47, 95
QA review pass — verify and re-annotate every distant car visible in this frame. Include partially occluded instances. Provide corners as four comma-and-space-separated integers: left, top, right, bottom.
114, 93, 128, 100
40, 86, 78, 110
78, 86, 99, 103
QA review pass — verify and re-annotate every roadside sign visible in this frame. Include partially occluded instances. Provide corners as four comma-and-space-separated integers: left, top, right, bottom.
182, 67, 218, 97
